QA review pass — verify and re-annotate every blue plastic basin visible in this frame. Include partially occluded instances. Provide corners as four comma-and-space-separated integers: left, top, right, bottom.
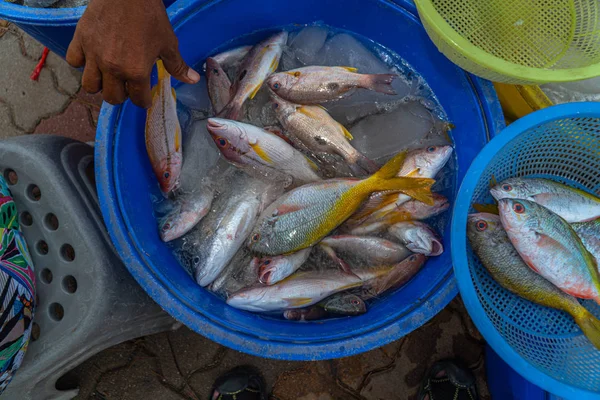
0, 0, 176, 59
95, 0, 504, 360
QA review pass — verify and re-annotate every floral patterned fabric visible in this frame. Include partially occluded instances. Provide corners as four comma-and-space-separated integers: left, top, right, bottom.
0, 178, 35, 394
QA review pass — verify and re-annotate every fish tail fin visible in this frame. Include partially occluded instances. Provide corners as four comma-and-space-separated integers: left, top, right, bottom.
348, 152, 379, 176
574, 308, 600, 350
361, 73, 397, 95
374, 151, 408, 179
156, 59, 170, 82
219, 98, 243, 120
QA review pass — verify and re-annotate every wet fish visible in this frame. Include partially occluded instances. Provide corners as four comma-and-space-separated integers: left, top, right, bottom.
159, 188, 215, 242
388, 221, 443, 256
347, 194, 449, 235
271, 95, 377, 176
208, 45, 253, 70
572, 218, 600, 263
146, 60, 182, 195
248, 152, 434, 255
283, 292, 367, 320
491, 177, 600, 223
349, 146, 453, 221
468, 212, 600, 350
220, 32, 288, 120
181, 176, 269, 287
320, 292, 366, 316
499, 198, 600, 303
359, 254, 427, 299
258, 248, 312, 285
319, 235, 411, 271
227, 269, 363, 312
206, 118, 321, 185
283, 307, 328, 321
209, 249, 259, 296
266, 66, 397, 104
206, 57, 232, 114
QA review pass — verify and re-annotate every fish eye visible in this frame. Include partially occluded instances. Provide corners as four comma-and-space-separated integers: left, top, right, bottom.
193, 256, 200, 264
351, 299, 360, 305
427, 146, 436, 153
409, 255, 417, 261
272, 102, 279, 109
273, 82, 280, 89
164, 172, 170, 179
502, 184, 512, 192
216, 137, 228, 147
513, 203, 525, 214
263, 259, 271, 265
212, 68, 219, 74
251, 233, 261, 242
476, 220, 488, 231
162, 223, 171, 231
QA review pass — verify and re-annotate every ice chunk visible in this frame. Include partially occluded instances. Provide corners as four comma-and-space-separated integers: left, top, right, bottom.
176, 80, 211, 112
541, 77, 600, 104
318, 33, 389, 73
349, 100, 451, 161
179, 120, 221, 192
288, 26, 328, 65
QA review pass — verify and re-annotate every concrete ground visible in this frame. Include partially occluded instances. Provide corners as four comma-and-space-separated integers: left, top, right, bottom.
0, 24, 490, 400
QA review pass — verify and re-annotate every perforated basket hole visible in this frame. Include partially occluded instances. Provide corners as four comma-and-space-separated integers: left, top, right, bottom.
37, 241, 49, 256
20, 211, 32, 227
40, 268, 53, 284
44, 213, 59, 231
62, 275, 77, 294
3, 169, 17, 185
60, 244, 75, 262
48, 303, 64, 322
27, 184, 41, 202
31, 322, 40, 341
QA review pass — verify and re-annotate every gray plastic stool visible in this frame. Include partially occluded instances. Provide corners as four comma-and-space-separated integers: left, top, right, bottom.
0, 135, 177, 400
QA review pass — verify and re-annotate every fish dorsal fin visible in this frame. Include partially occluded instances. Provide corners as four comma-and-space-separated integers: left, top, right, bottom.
249, 84, 262, 100
151, 85, 159, 99
156, 59, 168, 81
171, 87, 177, 102
340, 124, 354, 141
340, 66, 358, 72
249, 142, 273, 164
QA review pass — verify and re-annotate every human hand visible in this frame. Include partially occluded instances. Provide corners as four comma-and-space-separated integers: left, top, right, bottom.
66, 0, 200, 108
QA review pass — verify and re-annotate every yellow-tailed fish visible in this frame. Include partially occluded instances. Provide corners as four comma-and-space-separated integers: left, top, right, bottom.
271, 95, 377, 175
266, 65, 398, 104
388, 221, 443, 256
227, 269, 363, 312
146, 60, 182, 195
220, 32, 288, 120
248, 151, 434, 255
206, 118, 321, 185
499, 198, 600, 303
468, 212, 600, 350
572, 218, 600, 264
159, 187, 215, 242
491, 177, 600, 223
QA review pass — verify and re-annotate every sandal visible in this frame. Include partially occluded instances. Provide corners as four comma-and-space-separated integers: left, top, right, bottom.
418, 360, 479, 400
210, 365, 266, 400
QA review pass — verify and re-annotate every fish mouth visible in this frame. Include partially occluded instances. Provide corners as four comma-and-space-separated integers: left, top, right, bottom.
489, 187, 504, 200
430, 239, 444, 256
206, 118, 227, 132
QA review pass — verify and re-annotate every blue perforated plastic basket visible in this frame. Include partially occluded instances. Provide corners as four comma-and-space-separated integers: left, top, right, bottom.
452, 102, 600, 399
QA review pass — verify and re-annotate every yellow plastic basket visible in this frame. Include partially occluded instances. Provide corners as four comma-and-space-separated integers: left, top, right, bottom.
415, 0, 600, 84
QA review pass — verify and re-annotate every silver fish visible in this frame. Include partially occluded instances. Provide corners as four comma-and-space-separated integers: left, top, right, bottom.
209, 45, 252, 69
159, 188, 215, 242
258, 248, 312, 285
388, 221, 443, 256
271, 95, 377, 176
359, 254, 427, 299
227, 269, 363, 312
572, 218, 600, 264
210, 249, 259, 296
266, 66, 397, 104
206, 118, 321, 185
220, 32, 288, 120
491, 177, 600, 223
319, 235, 411, 271
206, 57, 232, 114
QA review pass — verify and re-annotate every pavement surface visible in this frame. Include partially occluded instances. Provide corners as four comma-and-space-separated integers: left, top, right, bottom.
0, 24, 491, 400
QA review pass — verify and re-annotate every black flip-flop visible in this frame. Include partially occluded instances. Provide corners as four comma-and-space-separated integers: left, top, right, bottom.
418, 360, 479, 400
210, 365, 266, 400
